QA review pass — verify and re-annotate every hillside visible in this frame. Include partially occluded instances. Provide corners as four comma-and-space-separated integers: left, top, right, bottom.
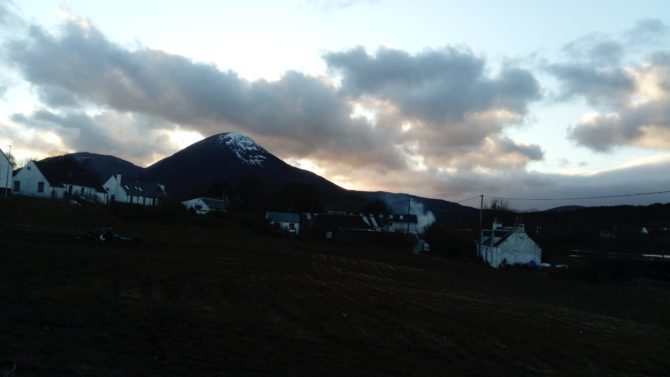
0, 197, 668, 376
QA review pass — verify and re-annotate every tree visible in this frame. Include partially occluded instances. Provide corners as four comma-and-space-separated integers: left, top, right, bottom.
7, 152, 16, 169
484, 198, 517, 225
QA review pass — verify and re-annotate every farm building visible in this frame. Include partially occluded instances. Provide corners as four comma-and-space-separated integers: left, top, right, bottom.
266, 212, 301, 234
12, 158, 106, 203
103, 174, 167, 206
182, 197, 225, 214
0, 148, 11, 195
477, 220, 541, 269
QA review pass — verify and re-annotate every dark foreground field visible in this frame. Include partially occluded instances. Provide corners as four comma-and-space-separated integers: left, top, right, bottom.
1, 202, 669, 376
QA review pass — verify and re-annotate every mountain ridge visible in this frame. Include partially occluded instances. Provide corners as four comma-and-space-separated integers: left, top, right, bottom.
37, 132, 477, 223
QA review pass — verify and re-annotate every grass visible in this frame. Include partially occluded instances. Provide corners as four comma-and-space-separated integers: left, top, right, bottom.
0, 197, 669, 376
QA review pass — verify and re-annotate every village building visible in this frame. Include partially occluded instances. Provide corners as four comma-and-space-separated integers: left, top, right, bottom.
477, 220, 541, 269
0, 148, 11, 195
103, 174, 167, 206
384, 214, 419, 234
266, 211, 301, 234
12, 159, 106, 202
182, 197, 225, 214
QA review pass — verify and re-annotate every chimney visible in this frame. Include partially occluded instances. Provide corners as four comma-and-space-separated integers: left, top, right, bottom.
116, 174, 122, 183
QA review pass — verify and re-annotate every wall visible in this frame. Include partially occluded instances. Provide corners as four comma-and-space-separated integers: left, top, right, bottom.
12, 161, 60, 199
480, 232, 541, 268
0, 152, 10, 190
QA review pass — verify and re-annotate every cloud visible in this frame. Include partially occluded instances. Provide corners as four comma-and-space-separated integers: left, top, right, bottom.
548, 64, 634, 107
11, 109, 181, 165
626, 18, 669, 45
325, 47, 541, 123
4, 15, 545, 181
552, 19, 670, 153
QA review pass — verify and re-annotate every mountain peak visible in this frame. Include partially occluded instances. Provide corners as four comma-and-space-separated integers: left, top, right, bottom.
216, 132, 268, 167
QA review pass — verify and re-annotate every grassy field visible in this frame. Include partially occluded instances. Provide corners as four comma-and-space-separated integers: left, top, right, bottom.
1, 198, 669, 376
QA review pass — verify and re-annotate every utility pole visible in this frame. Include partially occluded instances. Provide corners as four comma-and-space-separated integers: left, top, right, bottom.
478, 194, 483, 259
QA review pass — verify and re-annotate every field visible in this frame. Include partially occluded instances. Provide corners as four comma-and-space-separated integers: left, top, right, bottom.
1, 198, 669, 376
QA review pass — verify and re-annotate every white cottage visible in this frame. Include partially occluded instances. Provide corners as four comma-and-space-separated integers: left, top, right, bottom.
103, 174, 167, 206
477, 221, 541, 269
385, 214, 419, 234
12, 158, 106, 202
0, 148, 11, 194
182, 197, 225, 214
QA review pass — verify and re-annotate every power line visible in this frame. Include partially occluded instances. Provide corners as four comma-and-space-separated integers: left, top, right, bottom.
453, 195, 482, 204
484, 189, 670, 202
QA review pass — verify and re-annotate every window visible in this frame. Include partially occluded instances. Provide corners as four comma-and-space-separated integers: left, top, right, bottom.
13, 181, 20, 192
37, 181, 45, 193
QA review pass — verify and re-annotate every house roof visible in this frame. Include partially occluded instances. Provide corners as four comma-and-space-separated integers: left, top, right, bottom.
121, 180, 166, 198
200, 197, 225, 210
34, 157, 105, 192
312, 214, 372, 231
266, 211, 300, 223
481, 228, 518, 247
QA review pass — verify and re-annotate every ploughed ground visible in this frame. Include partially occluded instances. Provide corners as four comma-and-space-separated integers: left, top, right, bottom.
0, 199, 669, 376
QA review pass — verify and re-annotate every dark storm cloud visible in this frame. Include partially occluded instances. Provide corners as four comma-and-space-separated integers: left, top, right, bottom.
325, 47, 541, 123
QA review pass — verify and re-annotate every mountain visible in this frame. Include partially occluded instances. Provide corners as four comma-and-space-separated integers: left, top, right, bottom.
142, 132, 345, 200
36, 132, 476, 223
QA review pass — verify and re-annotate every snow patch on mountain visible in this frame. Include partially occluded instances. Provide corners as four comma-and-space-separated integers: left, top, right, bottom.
218, 132, 268, 167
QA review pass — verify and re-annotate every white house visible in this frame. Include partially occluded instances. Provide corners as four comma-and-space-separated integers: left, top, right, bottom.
0, 148, 11, 194
103, 174, 167, 206
266, 211, 301, 234
477, 220, 541, 269
12, 158, 106, 202
385, 214, 419, 234
182, 197, 225, 214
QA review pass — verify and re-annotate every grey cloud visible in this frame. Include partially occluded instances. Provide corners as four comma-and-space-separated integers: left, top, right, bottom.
549, 63, 634, 107
567, 114, 630, 152
561, 33, 624, 67
12, 109, 178, 165
498, 137, 544, 161
626, 18, 668, 45
6, 18, 544, 175
568, 100, 670, 152
6, 21, 404, 168
325, 47, 541, 123
36, 85, 82, 108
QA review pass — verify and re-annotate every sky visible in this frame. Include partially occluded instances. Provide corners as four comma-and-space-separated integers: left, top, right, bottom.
1, 0, 670, 210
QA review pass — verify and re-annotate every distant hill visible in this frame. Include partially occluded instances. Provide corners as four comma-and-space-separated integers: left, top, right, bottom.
69, 152, 145, 182
542, 205, 586, 213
